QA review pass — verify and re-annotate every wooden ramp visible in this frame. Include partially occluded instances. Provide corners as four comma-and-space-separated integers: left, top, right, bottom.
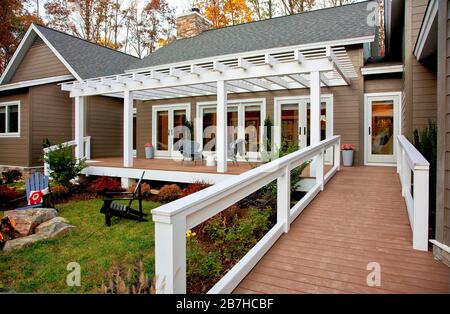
234, 167, 449, 294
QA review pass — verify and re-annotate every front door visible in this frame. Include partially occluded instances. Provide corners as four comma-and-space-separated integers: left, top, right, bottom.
365, 93, 400, 164
153, 104, 190, 158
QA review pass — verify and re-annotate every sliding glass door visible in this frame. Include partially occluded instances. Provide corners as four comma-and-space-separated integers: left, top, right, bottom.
198, 101, 264, 159
152, 104, 190, 158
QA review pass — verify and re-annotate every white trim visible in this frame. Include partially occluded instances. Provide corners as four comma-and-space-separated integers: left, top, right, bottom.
430, 239, 450, 254
195, 98, 266, 158
0, 100, 21, 138
126, 35, 375, 74
414, 0, 438, 60
0, 75, 75, 91
0, 24, 82, 85
361, 65, 404, 76
83, 164, 234, 184
364, 92, 402, 165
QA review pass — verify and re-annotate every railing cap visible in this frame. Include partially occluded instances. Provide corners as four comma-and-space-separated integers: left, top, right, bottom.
397, 135, 430, 169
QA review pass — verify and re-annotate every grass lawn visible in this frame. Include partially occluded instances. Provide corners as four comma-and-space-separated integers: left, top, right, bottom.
0, 198, 159, 293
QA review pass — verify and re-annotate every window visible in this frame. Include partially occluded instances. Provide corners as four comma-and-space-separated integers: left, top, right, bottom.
0, 102, 20, 136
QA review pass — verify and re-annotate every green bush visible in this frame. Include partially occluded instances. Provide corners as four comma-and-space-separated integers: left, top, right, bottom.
412, 121, 437, 238
44, 144, 86, 188
187, 207, 272, 293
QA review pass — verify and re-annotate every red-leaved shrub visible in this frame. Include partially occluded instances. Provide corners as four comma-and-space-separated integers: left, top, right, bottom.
181, 181, 211, 197
0, 185, 20, 205
51, 184, 70, 200
88, 177, 123, 195
158, 184, 182, 202
128, 182, 152, 199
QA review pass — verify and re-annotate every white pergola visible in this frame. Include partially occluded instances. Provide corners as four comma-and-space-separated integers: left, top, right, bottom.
62, 44, 358, 174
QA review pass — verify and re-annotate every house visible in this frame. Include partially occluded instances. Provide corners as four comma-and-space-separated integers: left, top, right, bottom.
0, 24, 139, 174
2, 0, 448, 293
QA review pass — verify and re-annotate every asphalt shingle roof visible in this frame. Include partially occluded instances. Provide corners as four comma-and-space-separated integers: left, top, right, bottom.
129, 1, 375, 71
34, 24, 139, 79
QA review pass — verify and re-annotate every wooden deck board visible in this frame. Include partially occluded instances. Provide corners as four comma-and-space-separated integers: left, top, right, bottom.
234, 166, 449, 294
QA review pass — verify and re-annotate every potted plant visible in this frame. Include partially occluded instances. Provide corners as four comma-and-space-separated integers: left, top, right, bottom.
144, 143, 154, 159
341, 144, 354, 167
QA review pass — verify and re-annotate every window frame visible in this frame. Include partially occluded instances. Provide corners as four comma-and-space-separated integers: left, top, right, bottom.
0, 100, 21, 138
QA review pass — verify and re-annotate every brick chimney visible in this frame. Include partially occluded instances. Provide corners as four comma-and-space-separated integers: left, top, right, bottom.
176, 8, 212, 39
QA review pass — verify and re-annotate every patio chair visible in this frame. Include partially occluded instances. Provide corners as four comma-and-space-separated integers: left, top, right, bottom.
100, 172, 148, 226
9, 172, 56, 210
180, 139, 203, 165
227, 139, 246, 166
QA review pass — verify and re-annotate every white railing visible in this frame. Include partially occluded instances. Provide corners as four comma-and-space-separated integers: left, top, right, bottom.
43, 136, 91, 176
396, 135, 430, 251
152, 135, 341, 294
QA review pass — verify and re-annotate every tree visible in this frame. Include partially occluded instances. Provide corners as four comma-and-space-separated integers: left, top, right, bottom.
122, 0, 175, 58
280, 0, 316, 14
194, 0, 253, 28
0, 0, 42, 74
248, 0, 279, 20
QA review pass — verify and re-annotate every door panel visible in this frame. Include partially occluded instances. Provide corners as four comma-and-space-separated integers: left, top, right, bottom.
365, 94, 399, 164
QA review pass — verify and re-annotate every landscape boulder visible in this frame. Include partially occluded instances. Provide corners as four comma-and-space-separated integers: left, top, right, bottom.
3, 208, 58, 236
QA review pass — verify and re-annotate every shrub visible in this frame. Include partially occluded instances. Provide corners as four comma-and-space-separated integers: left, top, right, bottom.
51, 184, 70, 201
88, 176, 123, 195
128, 182, 152, 199
2, 169, 22, 184
158, 184, 182, 202
0, 185, 20, 205
186, 237, 223, 293
44, 144, 86, 188
181, 181, 211, 197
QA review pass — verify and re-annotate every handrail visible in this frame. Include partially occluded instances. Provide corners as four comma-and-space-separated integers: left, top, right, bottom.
396, 135, 429, 251
152, 135, 341, 293
43, 136, 91, 176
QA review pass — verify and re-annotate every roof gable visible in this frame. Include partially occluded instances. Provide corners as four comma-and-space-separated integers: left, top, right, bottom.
9, 36, 71, 83
0, 24, 139, 85
128, 1, 375, 71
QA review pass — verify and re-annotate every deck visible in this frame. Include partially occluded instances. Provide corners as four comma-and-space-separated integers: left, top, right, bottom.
234, 166, 449, 294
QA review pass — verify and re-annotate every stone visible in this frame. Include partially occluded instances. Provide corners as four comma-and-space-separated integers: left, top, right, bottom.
35, 217, 74, 239
3, 208, 58, 236
2, 233, 48, 252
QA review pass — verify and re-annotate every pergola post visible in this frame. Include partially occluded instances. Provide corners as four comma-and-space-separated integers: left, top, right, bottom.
74, 96, 85, 160
124, 90, 134, 168
309, 71, 321, 176
216, 80, 228, 173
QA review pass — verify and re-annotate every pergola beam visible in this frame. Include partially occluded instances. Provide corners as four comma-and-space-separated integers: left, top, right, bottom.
288, 74, 310, 87
265, 76, 290, 89
326, 46, 351, 85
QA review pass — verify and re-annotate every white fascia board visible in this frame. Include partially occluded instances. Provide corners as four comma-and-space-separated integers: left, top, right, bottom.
125, 35, 375, 74
0, 74, 74, 92
413, 0, 438, 60
361, 64, 404, 75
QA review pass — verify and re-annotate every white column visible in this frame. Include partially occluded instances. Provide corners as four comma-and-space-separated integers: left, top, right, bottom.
310, 71, 321, 177
216, 80, 227, 173
74, 96, 85, 160
124, 90, 134, 168
154, 215, 186, 293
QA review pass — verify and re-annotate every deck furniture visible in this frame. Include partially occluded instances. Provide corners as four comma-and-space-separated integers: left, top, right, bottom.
100, 171, 148, 226
227, 139, 246, 166
180, 140, 203, 165
10, 172, 55, 210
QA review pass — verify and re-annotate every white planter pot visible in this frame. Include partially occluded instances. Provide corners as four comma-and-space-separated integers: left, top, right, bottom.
342, 150, 354, 167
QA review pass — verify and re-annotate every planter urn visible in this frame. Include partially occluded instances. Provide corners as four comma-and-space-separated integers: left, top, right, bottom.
342, 150, 354, 167
144, 143, 154, 159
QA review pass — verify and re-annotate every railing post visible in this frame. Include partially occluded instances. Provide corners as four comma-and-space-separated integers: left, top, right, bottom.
85, 136, 91, 160
43, 151, 49, 176
396, 137, 401, 174
316, 148, 324, 190
153, 214, 187, 294
412, 167, 429, 251
401, 150, 410, 197
334, 138, 341, 171
277, 166, 291, 233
